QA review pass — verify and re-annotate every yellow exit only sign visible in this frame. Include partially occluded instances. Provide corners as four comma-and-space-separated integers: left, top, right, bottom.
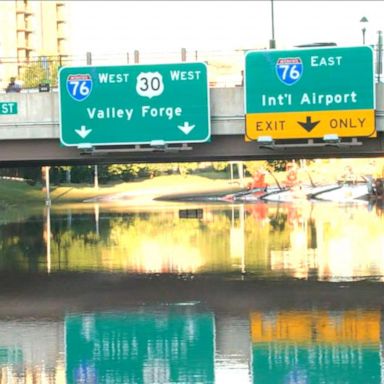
245, 109, 376, 141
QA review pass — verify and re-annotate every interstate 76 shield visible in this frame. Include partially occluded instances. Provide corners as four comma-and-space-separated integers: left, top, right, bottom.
275, 57, 303, 86
66, 74, 93, 101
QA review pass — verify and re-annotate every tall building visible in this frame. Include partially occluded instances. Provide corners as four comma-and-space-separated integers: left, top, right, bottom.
0, 0, 69, 89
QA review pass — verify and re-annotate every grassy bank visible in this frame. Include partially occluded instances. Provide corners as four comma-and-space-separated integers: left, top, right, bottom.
0, 174, 245, 208
0, 179, 45, 207
2, 158, 381, 208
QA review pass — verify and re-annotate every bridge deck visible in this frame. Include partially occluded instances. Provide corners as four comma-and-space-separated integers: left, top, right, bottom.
0, 87, 383, 165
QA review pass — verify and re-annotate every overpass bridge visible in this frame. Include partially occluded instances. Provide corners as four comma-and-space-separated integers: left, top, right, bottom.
0, 86, 384, 166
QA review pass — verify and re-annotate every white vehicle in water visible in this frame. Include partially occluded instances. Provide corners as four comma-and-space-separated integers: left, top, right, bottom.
221, 164, 376, 204
260, 183, 341, 203
223, 179, 374, 204
310, 181, 372, 203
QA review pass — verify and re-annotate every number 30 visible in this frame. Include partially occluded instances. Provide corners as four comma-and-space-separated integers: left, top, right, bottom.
138, 75, 161, 92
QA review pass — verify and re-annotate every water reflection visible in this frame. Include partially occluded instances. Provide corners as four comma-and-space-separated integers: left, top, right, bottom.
251, 310, 381, 383
0, 307, 381, 383
1, 201, 384, 281
66, 307, 214, 384
0, 201, 383, 381
0, 319, 65, 382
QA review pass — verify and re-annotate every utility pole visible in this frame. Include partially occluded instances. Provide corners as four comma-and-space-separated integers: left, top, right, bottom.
94, 164, 99, 190
377, 31, 383, 82
86, 52, 99, 190
270, 0, 276, 49
44, 166, 51, 206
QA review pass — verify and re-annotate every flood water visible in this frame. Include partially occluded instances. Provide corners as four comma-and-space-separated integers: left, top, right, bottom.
0, 199, 384, 383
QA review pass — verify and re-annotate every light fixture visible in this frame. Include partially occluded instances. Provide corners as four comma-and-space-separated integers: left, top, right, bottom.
77, 143, 94, 152
150, 140, 166, 147
256, 135, 275, 149
150, 139, 167, 150
360, 16, 368, 44
323, 134, 340, 144
257, 136, 275, 145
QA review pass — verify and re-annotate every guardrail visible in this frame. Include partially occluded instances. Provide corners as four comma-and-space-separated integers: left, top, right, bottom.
1, 49, 245, 90
1, 44, 383, 91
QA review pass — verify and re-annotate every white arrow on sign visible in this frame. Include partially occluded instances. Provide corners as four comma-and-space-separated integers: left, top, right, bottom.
177, 121, 195, 135
75, 125, 92, 139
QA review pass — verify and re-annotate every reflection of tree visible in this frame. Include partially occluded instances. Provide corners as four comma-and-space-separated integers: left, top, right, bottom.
0, 208, 295, 275
245, 206, 297, 275
49, 213, 107, 271
44, 210, 234, 273
269, 212, 287, 232
307, 218, 317, 249
0, 217, 45, 271
105, 212, 232, 273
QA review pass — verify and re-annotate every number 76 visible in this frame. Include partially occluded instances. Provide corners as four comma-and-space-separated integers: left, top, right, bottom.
279, 64, 300, 80
69, 80, 90, 96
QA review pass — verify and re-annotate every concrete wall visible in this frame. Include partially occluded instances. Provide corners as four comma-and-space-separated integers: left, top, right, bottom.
0, 91, 60, 139
0, 86, 383, 165
1, 85, 384, 140
376, 83, 384, 131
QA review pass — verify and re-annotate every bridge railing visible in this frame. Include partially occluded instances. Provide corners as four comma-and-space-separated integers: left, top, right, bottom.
1, 49, 245, 91
1, 44, 383, 91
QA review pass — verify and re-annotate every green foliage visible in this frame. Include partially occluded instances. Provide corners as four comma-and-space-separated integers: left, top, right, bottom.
70, 166, 93, 184
211, 162, 228, 172
267, 160, 289, 172
107, 162, 200, 180
174, 162, 199, 176
107, 164, 144, 181
266, 159, 314, 172
20, 59, 60, 88
244, 161, 269, 176
0, 161, 239, 187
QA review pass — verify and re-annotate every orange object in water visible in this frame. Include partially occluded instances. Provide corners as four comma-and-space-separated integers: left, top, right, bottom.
248, 170, 268, 190
285, 162, 299, 187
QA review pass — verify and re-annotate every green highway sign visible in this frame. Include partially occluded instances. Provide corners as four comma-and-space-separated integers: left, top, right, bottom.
59, 62, 210, 146
245, 46, 374, 113
0, 102, 17, 115
245, 46, 376, 140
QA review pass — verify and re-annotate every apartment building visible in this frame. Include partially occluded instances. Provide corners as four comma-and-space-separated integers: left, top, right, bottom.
0, 0, 69, 89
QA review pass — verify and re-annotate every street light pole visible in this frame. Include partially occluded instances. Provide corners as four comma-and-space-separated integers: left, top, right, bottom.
360, 16, 368, 44
269, 0, 276, 49
377, 30, 383, 82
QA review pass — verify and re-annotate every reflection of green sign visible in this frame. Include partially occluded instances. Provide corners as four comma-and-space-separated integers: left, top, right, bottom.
0, 347, 23, 365
252, 343, 380, 382
66, 309, 214, 384
59, 63, 210, 146
0, 102, 17, 115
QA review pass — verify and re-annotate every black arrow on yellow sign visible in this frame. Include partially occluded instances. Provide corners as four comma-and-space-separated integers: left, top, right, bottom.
297, 116, 320, 132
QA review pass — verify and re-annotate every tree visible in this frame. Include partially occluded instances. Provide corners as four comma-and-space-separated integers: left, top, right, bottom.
20, 58, 60, 89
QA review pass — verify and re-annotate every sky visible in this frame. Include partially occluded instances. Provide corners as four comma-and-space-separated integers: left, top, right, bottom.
68, 1, 384, 56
